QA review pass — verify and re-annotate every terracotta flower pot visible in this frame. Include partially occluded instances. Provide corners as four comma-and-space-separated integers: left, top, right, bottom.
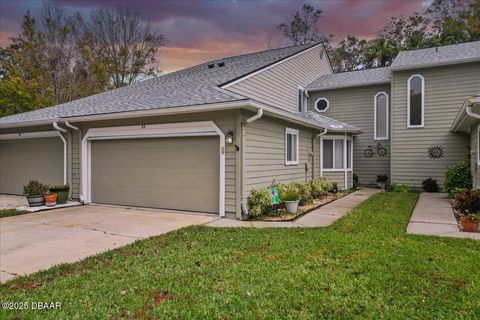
460, 217, 479, 232
44, 193, 57, 207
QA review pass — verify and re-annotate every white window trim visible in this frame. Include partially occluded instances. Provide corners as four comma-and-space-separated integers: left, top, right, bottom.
374, 92, 389, 140
285, 127, 299, 166
297, 85, 308, 112
314, 97, 330, 113
81, 121, 226, 217
320, 135, 353, 172
477, 125, 480, 166
407, 74, 425, 128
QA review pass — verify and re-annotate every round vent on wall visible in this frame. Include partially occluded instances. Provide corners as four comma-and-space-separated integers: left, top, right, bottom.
315, 98, 329, 112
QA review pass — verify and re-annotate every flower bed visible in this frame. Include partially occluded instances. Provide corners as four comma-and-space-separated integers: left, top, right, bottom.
450, 189, 480, 233
251, 190, 351, 221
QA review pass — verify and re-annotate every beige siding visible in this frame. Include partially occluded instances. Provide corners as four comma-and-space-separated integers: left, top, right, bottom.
308, 84, 391, 185
243, 113, 316, 192
322, 172, 347, 190
227, 45, 332, 113
471, 121, 480, 189
391, 63, 479, 188
70, 111, 238, 217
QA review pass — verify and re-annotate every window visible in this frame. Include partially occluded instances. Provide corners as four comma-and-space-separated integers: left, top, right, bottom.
407, 75, 424, 128
285, 128, 299, 165
314, 98, 329, 113
374, 92, 389, 140
322, 137, 352, 170
298, 86, 307, 112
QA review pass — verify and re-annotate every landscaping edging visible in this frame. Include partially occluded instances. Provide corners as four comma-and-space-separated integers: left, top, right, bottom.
249, 189, 355, 222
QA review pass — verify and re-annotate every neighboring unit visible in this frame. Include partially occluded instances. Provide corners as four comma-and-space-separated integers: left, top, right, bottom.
1, 41, 479, 219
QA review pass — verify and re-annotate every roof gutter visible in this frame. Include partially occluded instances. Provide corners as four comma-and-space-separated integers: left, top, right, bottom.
306, 80, 391, 92
1, 99, 360, 133
451, 95, 480, 132
390, 57, 480, 71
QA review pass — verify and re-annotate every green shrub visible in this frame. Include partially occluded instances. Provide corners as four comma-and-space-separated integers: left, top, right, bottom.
311, 178, 333, 198
452, 189, 480, 215
386, 184, 414, 193
277, 183, 296, 201
444, 162, 472, 195
248, 188, 273, 216
283, 190, 300, 202
450, 187, 468, 196
377, 175, 389, 183
293, 182, 312, 203
422, 178, 439, 192
353, 174, 359, 188
23, 180, 49, 196
49, 184, 70, 192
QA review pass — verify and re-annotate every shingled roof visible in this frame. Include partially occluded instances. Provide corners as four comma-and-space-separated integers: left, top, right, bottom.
306, 67, 391, 91
390, 41, 480, 70
0, 43, 318, 125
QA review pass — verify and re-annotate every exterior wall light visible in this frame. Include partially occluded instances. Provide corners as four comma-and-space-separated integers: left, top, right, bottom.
225, 130, 234, 145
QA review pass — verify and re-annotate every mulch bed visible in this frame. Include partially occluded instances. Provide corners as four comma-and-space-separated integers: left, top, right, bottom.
250, 190, 353, 222
448, 198, 480, 233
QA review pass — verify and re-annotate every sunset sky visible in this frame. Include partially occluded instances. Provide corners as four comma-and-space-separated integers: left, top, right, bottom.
0, 0, 432, 73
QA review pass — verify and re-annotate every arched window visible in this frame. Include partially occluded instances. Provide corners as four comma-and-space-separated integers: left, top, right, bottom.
374, 92, 389, 140
314, 98, 329, 112
407, 75, 424, 128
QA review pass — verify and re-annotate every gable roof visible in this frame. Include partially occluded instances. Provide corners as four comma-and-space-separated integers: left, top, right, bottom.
390, 41, 480, 70
306, 67, 391, 91
0, 43, 318, 126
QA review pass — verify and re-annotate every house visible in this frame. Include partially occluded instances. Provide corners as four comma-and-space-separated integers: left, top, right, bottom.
1, 41, 479, 219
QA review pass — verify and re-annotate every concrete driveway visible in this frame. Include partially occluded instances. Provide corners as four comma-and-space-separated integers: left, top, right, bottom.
0, 205, 217, 282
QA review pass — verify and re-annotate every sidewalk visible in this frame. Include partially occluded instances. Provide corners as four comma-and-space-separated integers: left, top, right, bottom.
206, 188, 379, 228
406, 193, 480, 240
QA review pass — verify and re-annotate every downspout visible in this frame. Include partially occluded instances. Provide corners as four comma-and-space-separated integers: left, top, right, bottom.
314, 128, 328, 179
65, 121, 80, 200
240, 108, 263, 217
53, 121, 68, 185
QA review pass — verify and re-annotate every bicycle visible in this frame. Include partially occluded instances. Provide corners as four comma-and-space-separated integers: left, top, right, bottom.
364, 143, 387, 158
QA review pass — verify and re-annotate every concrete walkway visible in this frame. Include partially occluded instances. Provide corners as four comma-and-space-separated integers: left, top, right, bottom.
207, 188, 380, 228
0, 205, 216, 282
406, 193, 480, 240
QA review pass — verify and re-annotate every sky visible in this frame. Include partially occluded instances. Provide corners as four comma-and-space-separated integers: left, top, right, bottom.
0, 0, 432, 73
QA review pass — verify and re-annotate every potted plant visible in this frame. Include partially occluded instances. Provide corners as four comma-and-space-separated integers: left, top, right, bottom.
49, 184, 70, 204
459, 214, 480, 232
376, 174, 389, 189
44, 192, 57, 207
23, 180, 49, 207
331, 182, 338, 194
453, 189, 480, 232
283, 190, 300, 214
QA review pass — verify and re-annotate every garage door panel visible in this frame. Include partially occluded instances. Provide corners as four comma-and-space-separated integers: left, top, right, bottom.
0, 138, 63, 195
91, 137, 219, 213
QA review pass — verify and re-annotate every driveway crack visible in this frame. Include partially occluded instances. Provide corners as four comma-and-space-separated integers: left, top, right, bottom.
38, 222, 142, 239
1, 269, 18, 277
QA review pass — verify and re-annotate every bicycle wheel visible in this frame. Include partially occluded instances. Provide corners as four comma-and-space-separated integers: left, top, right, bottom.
364, 148, 373, 158
377, 147, 387, 156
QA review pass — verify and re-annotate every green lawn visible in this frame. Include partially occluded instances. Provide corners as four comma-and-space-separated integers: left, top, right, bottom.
1, 192, 479, 319
0, 209, 30, 218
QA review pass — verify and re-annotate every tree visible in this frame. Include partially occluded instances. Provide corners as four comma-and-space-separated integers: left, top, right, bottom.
329, 36, 367, 72
277, 4, 332, 45
75, 8, 166, 88
427, 0, 480, 43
